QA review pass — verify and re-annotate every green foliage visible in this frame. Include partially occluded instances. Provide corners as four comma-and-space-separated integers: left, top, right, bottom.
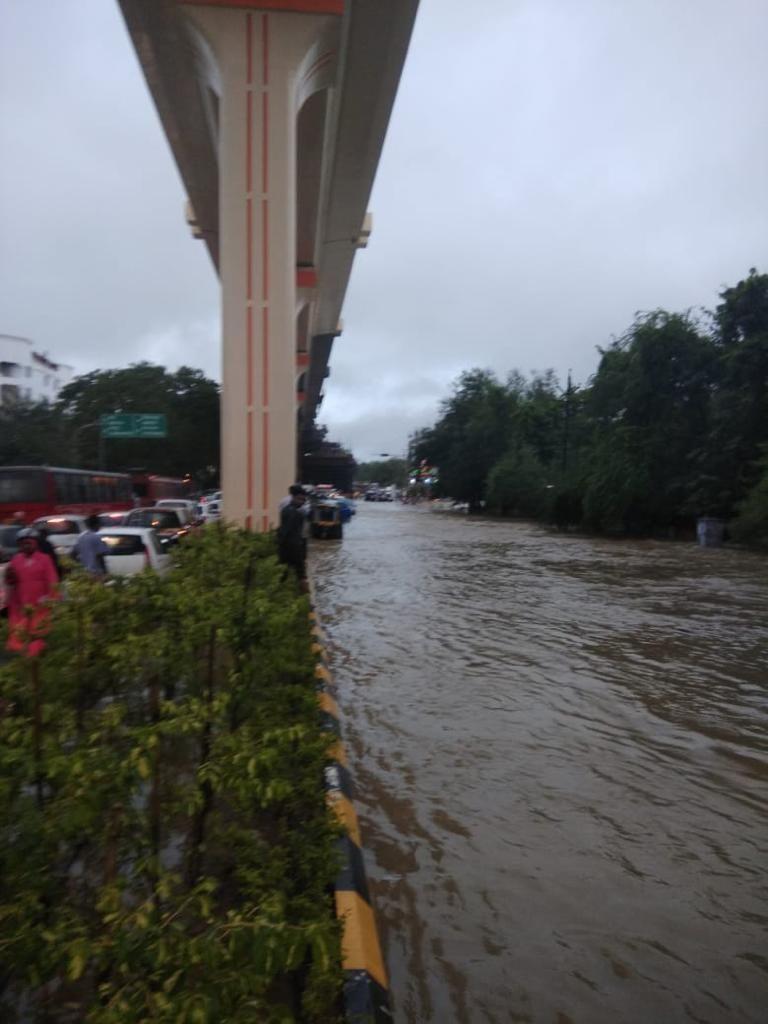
411, 270, 768, 541
0, 528, 343, 1022
413, 369, 513, 506
583, 311, 715, 531
731, 457, 768, 547
705, 269, 768, 512
0, 362, 220, 486
486, 444, 550, 517
0, 400, 66, 467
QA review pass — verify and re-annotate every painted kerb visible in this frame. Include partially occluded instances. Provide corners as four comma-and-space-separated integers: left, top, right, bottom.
309, 607, 393, 1023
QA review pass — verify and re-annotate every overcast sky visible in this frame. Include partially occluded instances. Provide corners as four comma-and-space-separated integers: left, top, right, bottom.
2, 1, 767, 461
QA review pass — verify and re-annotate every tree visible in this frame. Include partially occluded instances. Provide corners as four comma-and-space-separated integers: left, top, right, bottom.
731, 456, 768, 548
486, 444, 549, 517
705, 270, 768, 512
412, 369, 511, 507
406, 270, 767, 541
57, 363, 220, 484
0, 400, 64, 466
583, 311, 715, 530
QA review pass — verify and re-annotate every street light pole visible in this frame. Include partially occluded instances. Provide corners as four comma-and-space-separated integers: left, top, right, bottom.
72, 420, 102, 468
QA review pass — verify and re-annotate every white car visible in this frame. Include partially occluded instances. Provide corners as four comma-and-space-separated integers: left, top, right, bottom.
194, 500, 222, 522
32, 514, 90, 552
155, 499, 197, 524
98, 527, 171, 576
98, 510, 131, 528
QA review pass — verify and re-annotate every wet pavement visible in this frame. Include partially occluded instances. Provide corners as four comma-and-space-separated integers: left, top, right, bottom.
309, 503, 768, 1024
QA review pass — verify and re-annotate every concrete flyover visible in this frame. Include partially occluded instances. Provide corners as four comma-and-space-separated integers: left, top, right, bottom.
117, 0, 420, 528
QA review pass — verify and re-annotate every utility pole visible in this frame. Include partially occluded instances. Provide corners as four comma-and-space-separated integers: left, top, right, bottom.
562, 370, 573, 474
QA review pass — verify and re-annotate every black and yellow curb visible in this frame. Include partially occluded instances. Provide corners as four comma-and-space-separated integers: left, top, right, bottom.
309, 608, 393, 1023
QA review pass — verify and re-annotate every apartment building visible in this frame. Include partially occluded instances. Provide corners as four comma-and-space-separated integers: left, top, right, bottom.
0, 334, 73, 406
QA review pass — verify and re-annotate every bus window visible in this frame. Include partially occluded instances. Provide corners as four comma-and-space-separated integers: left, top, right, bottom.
0, 468, 46, 503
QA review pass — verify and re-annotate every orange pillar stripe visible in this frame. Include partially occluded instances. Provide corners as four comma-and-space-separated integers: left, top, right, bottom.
261, 13, 270, 525
245, 13, 255, 523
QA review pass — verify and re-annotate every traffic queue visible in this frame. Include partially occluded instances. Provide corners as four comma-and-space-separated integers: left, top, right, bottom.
0, 490, 223, 618
0, 481, 358, 622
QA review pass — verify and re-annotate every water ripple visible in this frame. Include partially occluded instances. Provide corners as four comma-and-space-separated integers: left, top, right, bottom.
310, 505, 768, 1023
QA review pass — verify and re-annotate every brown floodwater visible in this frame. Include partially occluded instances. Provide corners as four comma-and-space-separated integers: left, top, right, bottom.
309, 503, 768, 1024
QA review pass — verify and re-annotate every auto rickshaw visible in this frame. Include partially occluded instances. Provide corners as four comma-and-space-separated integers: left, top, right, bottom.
310, 498, 343, 540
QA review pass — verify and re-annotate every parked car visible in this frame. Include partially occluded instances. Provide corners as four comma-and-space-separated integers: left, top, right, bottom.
98, 510, 130, 528
98, 528, 171, 576
32, 514, 89, 552
122, 507, 189, 544
0, 524, 23, 563
194, 500, 222, 523
155, 499, 197, 524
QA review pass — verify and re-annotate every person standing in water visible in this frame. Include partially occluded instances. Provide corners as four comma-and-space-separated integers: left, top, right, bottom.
277, 484, 308, 588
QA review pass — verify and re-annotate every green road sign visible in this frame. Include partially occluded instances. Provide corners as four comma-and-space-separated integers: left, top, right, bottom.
134, 414, 167, 438
100, 413, 167, 439
101, 413, 136, 438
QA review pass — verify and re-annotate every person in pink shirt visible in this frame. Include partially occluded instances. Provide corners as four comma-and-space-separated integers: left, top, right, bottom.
5, 529, 60, 657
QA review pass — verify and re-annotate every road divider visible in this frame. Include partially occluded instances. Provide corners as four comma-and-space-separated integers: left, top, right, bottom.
310, 607, 394, 1022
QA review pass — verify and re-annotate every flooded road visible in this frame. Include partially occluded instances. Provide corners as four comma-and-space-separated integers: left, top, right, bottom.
309, 504, 768, 1024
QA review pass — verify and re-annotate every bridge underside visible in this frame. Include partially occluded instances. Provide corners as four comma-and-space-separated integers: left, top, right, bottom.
118, 0, 418, 526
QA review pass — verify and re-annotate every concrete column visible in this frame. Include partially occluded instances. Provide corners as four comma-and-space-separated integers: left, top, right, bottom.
186, 7, 324, 529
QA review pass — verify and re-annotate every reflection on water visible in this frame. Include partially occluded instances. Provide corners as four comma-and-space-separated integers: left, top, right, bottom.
310, 504, 768, 1024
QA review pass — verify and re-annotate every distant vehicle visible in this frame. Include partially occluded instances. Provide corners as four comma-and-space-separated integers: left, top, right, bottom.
32, 514, 90, 552
155, 499, 197, 523
335, 496, 356, 523
0, 466, 133, 524
122, 507, 189, 543
0, 524, 23, 563
98, 528, 171, 576
130, 472, 192, 508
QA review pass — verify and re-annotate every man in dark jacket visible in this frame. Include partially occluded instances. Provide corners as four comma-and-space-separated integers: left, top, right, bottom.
277, 484, 307, 586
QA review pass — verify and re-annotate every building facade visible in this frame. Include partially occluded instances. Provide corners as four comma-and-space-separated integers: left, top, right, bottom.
0, 335, 73, 406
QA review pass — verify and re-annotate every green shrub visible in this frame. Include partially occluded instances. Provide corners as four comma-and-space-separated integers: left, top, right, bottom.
0, 526, 343, 1023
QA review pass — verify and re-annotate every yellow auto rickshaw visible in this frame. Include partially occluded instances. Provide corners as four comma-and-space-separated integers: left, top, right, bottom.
310, 499, 343, 540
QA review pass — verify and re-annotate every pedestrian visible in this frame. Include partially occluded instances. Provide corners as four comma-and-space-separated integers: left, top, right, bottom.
72, 514, 109, 578
4, 528, 60, 656
277, 484, 308, 588
35, 525, 63, 580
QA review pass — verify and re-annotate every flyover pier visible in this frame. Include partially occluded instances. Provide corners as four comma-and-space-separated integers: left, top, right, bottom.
118, 0, 419, 527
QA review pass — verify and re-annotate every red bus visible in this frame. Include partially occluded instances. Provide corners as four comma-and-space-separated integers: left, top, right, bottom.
130, 473, 191, 507
0, 466, 134, 524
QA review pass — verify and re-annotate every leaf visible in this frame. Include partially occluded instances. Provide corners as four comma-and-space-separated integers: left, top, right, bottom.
68, 950, 87, 981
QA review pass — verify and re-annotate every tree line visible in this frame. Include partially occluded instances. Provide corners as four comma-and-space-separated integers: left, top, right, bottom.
410, 269, 768, 546
0, 363, 220, 487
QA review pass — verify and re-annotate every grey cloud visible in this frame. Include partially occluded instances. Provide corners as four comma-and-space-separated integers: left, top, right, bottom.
2, 0, 767, 461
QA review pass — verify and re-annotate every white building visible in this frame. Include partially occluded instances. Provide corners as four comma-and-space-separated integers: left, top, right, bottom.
0, 335, 73, 406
